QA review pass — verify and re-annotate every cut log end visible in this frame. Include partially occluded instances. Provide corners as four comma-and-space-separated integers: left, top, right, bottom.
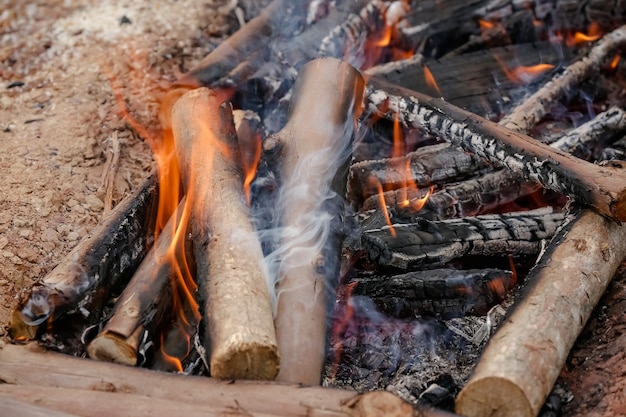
87, 331, 139, 366
455, 376, 533, 417
210, 339, 280, 381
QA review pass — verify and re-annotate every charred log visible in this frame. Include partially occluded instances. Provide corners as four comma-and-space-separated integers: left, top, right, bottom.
366, 78, 626, 221
358, 208, 565, 270
10, 175, 158, 345
350, 268, 515, 318
349, 143, 492, 208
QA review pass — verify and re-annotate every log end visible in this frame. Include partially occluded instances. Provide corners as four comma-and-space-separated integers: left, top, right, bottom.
210, 340, 280, 381
455, 376, 533, 417
342, 391, 417, 417
87, 332, 138, 366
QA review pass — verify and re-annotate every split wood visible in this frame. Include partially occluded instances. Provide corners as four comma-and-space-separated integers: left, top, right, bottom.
172, 88, 278, 380
455, 210, 626, 417
10, 174, 158, 342
264, 58, 365, 385
87, 198, 187, 366
0, 343, 459, 417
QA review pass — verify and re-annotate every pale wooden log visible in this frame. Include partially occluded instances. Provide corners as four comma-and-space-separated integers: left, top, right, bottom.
171, 88, 278, 380
0, 344, 458, 417
366, 80, 626, 221
0, 396, 83, 417
267, 58, 365, 385
455, 210, 626, 417
87, 198, 187, 366
10, 174, 157, 342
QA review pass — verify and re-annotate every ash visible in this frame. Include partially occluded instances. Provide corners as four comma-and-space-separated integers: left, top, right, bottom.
323, 296, 506, 410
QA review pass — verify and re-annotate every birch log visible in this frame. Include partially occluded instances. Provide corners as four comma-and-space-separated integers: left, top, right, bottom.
455, 210, 626, 417
171, 88, 278, 380
268, 58, 365, 385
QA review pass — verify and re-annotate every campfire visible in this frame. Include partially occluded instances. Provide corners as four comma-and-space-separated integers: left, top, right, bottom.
5, 1, 626, 417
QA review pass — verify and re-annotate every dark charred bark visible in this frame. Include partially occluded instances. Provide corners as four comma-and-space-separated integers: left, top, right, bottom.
349, 143, 492, 208
10, 175, 158, 345
365, 78, 626, 221
350, 268, 515, 318
358, 208, 565, 270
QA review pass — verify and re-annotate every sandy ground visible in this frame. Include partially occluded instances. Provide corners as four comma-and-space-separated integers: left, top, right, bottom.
2, 1, 626, 416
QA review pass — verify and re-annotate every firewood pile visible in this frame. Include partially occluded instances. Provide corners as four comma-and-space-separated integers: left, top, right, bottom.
6, 1, 626, 417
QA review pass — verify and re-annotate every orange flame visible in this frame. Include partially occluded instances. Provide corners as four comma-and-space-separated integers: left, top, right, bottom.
494, 53, 555, 85
360, 1, 413, 69
371, 178, 396, 237
240, 128, 263, 207
610, 54, 621, 70
423, 65, 442, 96
565, 22, 603, 47
478, 19, 495, 30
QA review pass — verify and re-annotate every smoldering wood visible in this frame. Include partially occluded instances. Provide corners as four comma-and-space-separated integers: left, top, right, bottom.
87, 199, 187, 366
174, 0, 306, 88
350, 268, 514, 318
366, 80, 626, 221
364, 104, 626, 220
455, 209, 626, 417
348, 143, 492, 208
266, 58, 365, 385
500, 24, 626, 133
175, 0, 371, 90
171, 88, 278, 380
371, 42, 568, 116
10, 174, 158, 343
359, 207, 565, 270
546, 106, 626, 160
0, 344, 460, 417
361, 170, 540, 219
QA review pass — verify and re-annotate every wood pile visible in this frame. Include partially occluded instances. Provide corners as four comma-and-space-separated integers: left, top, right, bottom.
7, 1, 626, 417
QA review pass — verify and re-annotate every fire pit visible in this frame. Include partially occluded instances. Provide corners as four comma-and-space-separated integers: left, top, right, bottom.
3, 1, 626, 416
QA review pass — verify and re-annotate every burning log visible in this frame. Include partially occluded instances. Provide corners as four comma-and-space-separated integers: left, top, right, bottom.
0, 344, 458, 417
10, 175, 158, 343
359, 207, 565, 269
366, 79, 626, 221
87, 199, 188, 366
501, 24, 626, 133
171, 88, 278, 380
363, 103, 626, 219
350, 268, 515, 318
455, 209, 626, 417
263, 58, 364, 385
546, 105, 626, 160
348, 142, 492, 207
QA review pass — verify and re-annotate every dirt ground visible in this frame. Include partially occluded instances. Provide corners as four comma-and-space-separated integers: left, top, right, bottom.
2, 1, 626, 416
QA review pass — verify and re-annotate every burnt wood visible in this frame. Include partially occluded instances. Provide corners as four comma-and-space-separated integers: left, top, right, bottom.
359, 208, 565, 270
349, 143, 492, 208
351, 268, 515, 318
10, 174, 158, 345
366, 79, 626, 221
